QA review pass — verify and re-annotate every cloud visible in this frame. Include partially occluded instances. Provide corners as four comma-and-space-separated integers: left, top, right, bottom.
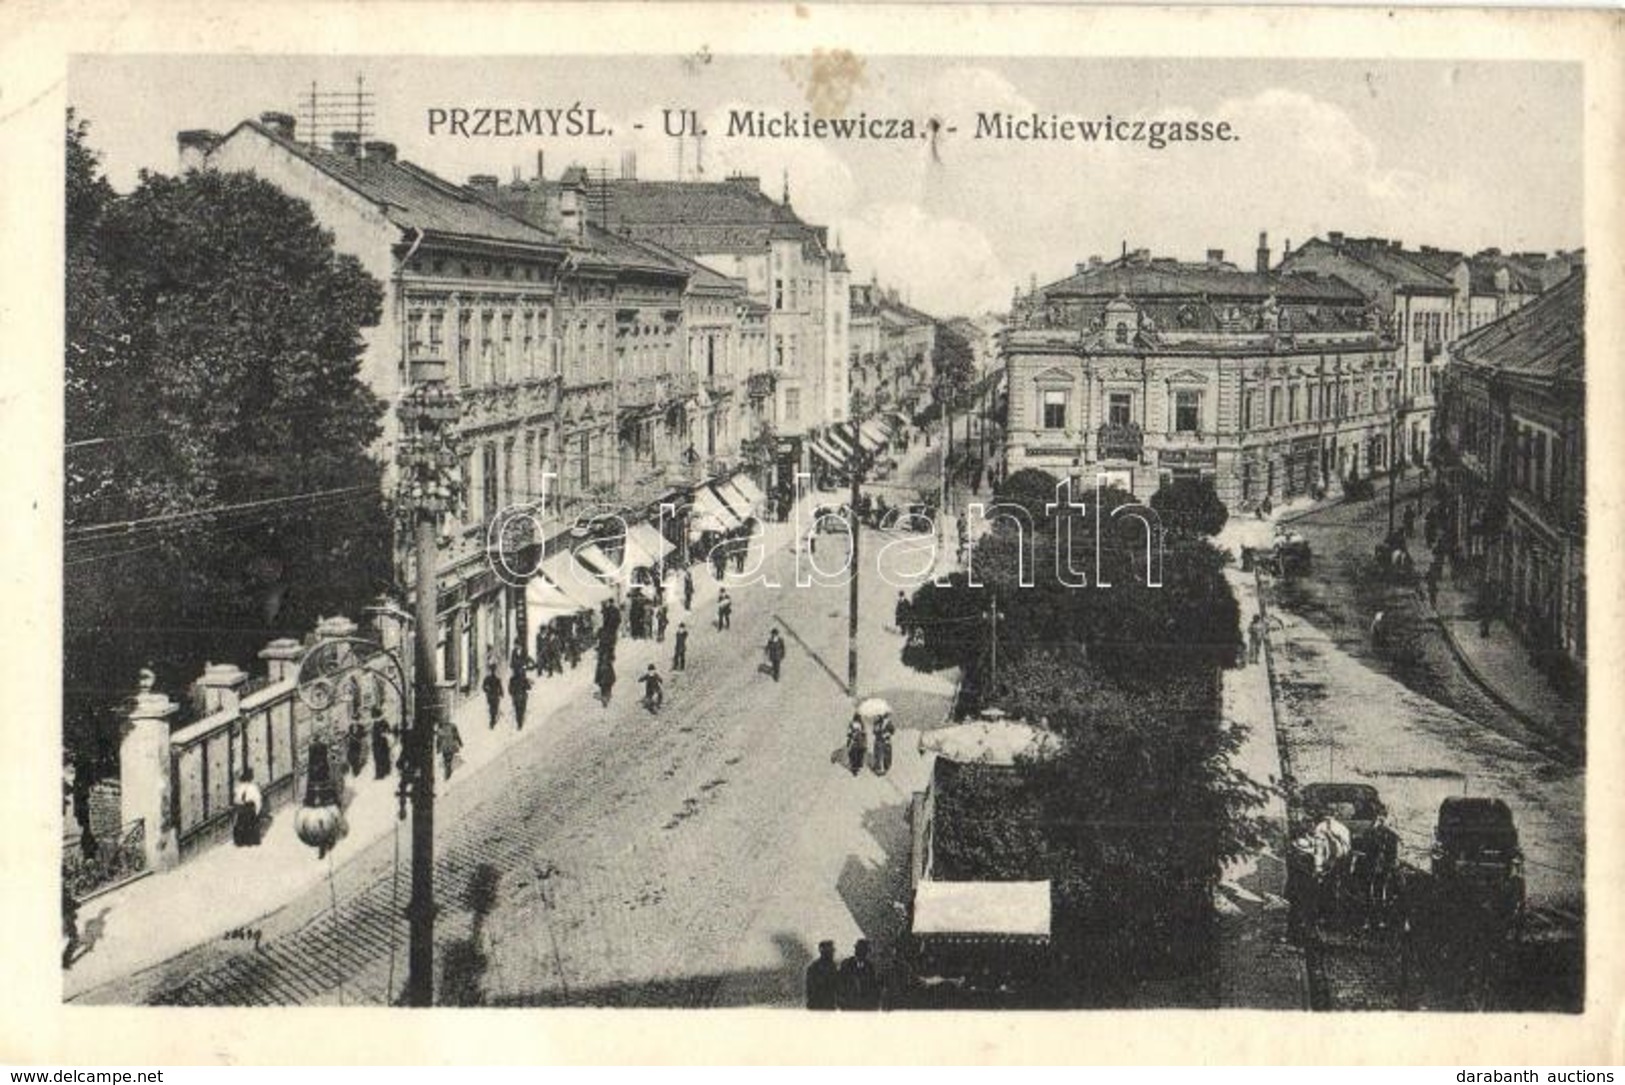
842, 202, 1010, 316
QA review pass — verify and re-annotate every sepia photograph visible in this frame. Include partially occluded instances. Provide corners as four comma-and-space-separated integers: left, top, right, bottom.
3, 1, 1621, 1065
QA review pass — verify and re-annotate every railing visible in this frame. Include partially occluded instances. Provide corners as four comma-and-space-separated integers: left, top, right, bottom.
63, 818, 147, 900
1096, 422, 1144, 461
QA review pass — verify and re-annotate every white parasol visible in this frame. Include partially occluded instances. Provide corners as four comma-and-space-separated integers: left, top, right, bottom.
855, 697, 892, 722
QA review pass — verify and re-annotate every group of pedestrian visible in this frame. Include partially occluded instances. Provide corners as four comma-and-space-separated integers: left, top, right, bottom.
804, 938, 884, 1010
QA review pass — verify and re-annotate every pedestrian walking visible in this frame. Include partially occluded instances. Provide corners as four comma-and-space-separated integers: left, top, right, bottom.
656, 602, 670, 643
764, 628, 786, 681
683, 569, 695, 611
345, 718, 367, 777
894, 590, 912, 636
672, 621, 689, 671
733, 543, 747, 574
717, 588, 733, 631
628, 590, 648, 640
711, 545, 727, 581
805, 940, 839, 1010
638, 664, 665, 712
61, 884, 80, 969
370, 707, 392, 780
595, 652, 617, 706
837, 939, 882, 1010
509, 667, 531, 730
231, 768, 263, 847
482, 663, 503, 729
1247, 613, 1264, 664
437, 717, 463, 780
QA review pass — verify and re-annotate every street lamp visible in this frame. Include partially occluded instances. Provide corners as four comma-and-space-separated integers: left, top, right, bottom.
395, 357, 462, 1007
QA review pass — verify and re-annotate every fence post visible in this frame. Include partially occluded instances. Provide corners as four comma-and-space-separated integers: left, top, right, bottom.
199, 662, 249, 779
119, 683, 179, 872
259, 638, 304, 684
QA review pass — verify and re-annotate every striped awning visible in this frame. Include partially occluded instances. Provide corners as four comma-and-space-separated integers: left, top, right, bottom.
691, 486, 743, 533
576, 542, 634, 585
859, 420, 889, 450
541, 551, 612, 609
809, 438, 847, 471
627, 522, 675, 563
824, 426, 856, 456
728, 474, 766, 509
525, 572, 587, 624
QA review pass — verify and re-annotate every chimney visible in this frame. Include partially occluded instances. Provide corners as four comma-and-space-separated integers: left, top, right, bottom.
1206, 248, 1225, 265
467, 174, 498, 192
258, 112, 296, 140
331, 130, 361, 157
621, 150, 637, 180
1328, 231, 1344, 248
176, 129, 220, 172
536, 150, 545, 180
725, 172, 761, 192
1256, 231, 1270, 273
363, 140, 396, 163
1088, 255, 1103, 269
557, 182, 584, 241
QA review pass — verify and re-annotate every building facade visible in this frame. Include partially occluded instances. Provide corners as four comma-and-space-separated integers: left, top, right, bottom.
1436, 269, 1585, 679
1002, 247, 1399, 508
849, 281, 936, 418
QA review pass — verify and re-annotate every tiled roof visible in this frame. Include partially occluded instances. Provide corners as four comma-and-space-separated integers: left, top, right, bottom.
1402, 249, 1465, 279
1453, 269, 1583, 382
1468, 252, 1545, 296
227, 120, 564, 250
1332, 239, 1455, 293
1042, 255, 1366, 304
597, 179, 826, 256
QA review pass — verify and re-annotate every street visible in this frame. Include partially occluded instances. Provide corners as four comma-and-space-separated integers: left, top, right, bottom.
1259, 485, 1583, 1011
73, 452, 958, 1007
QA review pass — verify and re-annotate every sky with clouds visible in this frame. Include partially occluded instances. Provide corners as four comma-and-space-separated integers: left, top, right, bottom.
70, 55, 1581, 317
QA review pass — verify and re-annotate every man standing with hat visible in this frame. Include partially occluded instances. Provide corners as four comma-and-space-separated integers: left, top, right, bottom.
805, 940, 839, 1010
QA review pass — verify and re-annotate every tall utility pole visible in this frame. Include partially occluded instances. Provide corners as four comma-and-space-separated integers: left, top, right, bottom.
397, 358, 460, 1007
847, 447, 862, 695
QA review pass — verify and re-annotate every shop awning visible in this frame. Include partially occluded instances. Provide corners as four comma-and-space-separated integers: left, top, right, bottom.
911, 880, 1052, 939
809, 438, 847, 471
728, 474, 766, 510
541, 551, 612, 609
825, 427, 856, 456
627, 522, 675, 564
716, 479, 758, 518
576, 542, 634, 585
524, 572, 587, 624
690, 486, 744, 533
859, 420, 889, 450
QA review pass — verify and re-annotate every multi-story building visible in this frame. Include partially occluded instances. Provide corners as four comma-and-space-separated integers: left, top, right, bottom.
1002, 245, 1399, 508
184, 113, 582, 691
848, 280, 936, 417
588, 174, 851, 447
1436, 269, 1585, 679
1279, 235, 1582, 468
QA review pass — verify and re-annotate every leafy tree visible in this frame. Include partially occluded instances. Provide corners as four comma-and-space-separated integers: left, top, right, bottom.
1149, 476, 1229, 538
64, 116, 389, 776
990, 466, 1060, 526
931, 321, 976, 408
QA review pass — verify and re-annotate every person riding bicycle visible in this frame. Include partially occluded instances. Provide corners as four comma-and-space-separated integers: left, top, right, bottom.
638, 664, 665, 711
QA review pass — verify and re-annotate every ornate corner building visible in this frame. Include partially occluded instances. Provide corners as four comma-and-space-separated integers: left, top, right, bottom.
1001, 239, 1400, 508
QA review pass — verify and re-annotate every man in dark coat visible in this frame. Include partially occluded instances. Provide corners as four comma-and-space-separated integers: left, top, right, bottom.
764, 628, 786, 681
838, 938, 882, 1010
894, 591, 912, 636
683, 569, 695, 611
672, 622, 689, 671
509, 666, 531, 730
370, 707, 393, 780
717, 589, 733, 630
656, 602, 670, 643
805, 940, 839, 1010
482, 663, 504, 729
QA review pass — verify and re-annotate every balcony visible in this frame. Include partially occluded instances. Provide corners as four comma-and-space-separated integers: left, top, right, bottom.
618, 371, 700, 412
1096, 422, 1144, 462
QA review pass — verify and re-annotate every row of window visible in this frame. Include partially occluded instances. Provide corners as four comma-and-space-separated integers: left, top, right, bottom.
1038, 376, 1401, 436
1040, 390, 1200, 433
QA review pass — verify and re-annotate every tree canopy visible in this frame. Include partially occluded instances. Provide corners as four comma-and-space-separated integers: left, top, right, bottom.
1148, 475, 1230, 538
904, 466, 1260, 996
64, 114, 390, 775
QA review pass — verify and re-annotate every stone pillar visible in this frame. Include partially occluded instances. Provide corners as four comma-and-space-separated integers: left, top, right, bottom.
364, 598, 415, 703
315, 615, 359, 641
198, 662, 249, 716
119, 689, 179, 872
259, 638, 304, 684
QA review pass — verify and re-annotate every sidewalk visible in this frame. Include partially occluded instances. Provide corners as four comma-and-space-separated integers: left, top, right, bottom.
64, 508, 790, 1001
1213, 569, 1307, 1010
1427, 570, 1582, 736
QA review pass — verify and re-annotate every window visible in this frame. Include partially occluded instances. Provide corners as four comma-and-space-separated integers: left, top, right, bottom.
1268, 388, 1281, 427
785, 387, 801, 422
407, 311, 424, 357
482, 442, 498, 522
774, 335, 785, 368
428, 312, 444, 358
1108, 392, 1132, 427
457, 312, 472, 387
502, 439, 515, 507
774, 279, 785, 311
499, 313, 513, 384
1174, 390, 1200, 433
1114, 322, 1129, 345
1244, 391, 1256, 429
1042, 390, 1068, 430
480, 312, 495, 385
1288, 386, 1299, 423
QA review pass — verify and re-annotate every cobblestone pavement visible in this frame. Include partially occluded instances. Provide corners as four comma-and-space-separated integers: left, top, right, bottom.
1261, 492, 1583, 1012
75, 456, 958, 1007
